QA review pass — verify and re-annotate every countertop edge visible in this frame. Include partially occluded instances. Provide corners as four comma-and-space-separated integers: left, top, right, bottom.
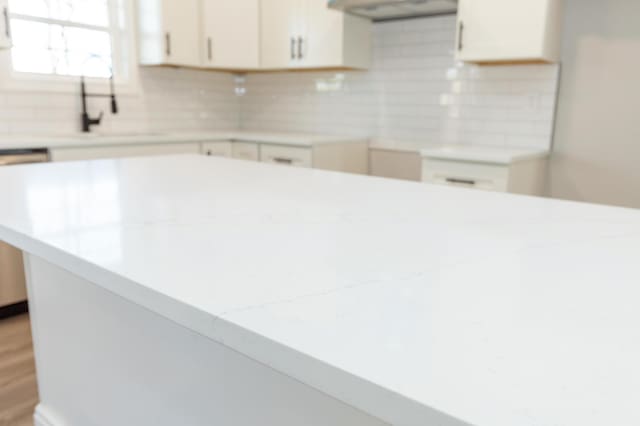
0, 222, 471, 426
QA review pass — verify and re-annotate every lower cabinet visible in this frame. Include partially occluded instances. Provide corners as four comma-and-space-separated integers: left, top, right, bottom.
202, 141, 259, 162
50, 143, 201, 162
232, 142, 260, 161
260, 144, 312, 168
202, 141, 233, 158
260, 142, 369, 174
369, 149, 422, 182
422, 157, 547, 195
50, 139, 369, 175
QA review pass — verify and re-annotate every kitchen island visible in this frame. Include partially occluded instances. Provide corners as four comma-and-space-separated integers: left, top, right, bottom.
0, 155, 639, 426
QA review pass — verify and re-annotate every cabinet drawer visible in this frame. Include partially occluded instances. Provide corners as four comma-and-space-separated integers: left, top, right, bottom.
422, 158, 509, 192
232, 142, 259, 161
202, 141, 233, 158
260, 145, 312, 168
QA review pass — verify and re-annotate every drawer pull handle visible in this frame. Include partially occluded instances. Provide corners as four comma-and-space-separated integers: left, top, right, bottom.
446, 177, 476, 186
273, 157, 294, 165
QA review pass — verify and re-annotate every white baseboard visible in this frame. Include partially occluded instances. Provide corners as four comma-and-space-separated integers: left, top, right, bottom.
34, 404, 61, 426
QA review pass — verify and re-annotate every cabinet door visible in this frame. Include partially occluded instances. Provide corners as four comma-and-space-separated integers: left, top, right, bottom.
232, 142, 259, 161
0, 0, 11, 49
202, 141, 233, 157
369, 149, 421, 181
302, 0, 343, 68
260, 0, 304, 69
0, 241, 27, 307
162, 0, 201, 66
201, 0, 259, 69
456, 0, 561, 63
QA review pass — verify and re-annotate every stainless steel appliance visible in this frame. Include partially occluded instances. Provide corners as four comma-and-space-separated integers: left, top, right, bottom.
328, 0, 457, 21
0, 149, 49, 318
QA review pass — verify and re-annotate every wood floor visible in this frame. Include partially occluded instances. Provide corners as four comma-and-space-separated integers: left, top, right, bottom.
0, 314, 38, 426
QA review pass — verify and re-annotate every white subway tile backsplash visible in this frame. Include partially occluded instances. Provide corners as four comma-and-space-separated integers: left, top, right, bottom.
0, 67, 240, 137
240, 15, 559, 150
0, 15, 557, 152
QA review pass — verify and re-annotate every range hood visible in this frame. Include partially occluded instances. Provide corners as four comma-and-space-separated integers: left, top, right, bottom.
328, 0, 457, 21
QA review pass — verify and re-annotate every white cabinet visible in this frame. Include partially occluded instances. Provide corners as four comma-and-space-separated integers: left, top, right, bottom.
261, 0, 371, 70
138, 0, 201, 67
260, 144, 312, 168
303, 0, 371, 69
50, 143, 201, 162
202, 141, 233, 157
0, 0, 11, 49
455, 0, 562, 63
259, 141, 368, 174
232, 142, 259, 161
202, 141, 259, 161
260, 0, 302, 69
422, 157, 547, 195
201, 0, 260, 69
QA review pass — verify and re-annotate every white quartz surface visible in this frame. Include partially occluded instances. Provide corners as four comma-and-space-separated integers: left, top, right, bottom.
368, 141, 548, 164
0, 156, 639, 426
368, 139, 432, 153
0, 130, 364, 151
420, 145, 549, 164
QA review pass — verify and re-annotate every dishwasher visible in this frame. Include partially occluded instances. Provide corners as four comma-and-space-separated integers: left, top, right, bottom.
0, 149, 49, 318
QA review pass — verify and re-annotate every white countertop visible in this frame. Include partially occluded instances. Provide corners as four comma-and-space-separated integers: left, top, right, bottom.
368, 139, 431, 153
369, 141, 548, 164
0, 130, 365, 151
421, 145, 549, 164
1, 156, 639, 426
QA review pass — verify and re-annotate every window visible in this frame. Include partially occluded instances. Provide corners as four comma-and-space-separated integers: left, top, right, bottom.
8, 0, 131, 80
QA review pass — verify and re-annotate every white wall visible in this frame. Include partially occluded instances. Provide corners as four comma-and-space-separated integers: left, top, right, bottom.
240, 15, 559, 151
0, 67, 240, 136
549, 0, 640, 209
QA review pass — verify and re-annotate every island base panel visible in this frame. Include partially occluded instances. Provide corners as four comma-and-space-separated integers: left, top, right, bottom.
23, 254, 389, 426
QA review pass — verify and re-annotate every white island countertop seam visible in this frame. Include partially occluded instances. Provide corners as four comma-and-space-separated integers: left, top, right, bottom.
0, 155, 639, 426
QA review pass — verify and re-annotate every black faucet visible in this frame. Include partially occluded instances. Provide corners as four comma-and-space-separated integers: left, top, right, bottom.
81, 74, 118, 133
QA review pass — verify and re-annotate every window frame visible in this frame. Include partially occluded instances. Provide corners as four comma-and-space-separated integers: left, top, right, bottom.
0, 0, 140, 95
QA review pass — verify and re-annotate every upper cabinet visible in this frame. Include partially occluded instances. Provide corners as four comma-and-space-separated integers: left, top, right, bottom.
201, 0, 260, 69
260, 0, 301, 69
137, 0, 372, 70
261, 0, 372, 70
138, 0, 201, 67
0, 0, 12, 49
456, 0, 563, 64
